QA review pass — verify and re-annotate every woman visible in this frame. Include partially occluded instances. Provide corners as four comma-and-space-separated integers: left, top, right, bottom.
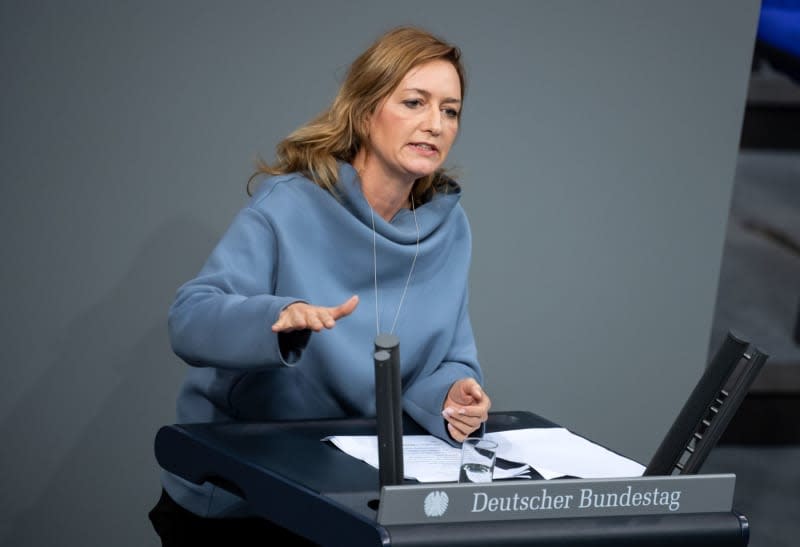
151, 26, 491, 545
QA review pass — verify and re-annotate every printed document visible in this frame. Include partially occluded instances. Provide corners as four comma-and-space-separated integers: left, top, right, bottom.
325, 428, 644, 483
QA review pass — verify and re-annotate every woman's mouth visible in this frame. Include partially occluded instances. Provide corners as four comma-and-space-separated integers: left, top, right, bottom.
409, 142, 439, 155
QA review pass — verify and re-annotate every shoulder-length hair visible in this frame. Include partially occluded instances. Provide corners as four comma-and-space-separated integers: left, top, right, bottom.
249, 26, 466, 202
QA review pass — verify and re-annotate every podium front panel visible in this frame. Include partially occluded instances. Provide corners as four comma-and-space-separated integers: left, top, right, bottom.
154, 412, 748, 546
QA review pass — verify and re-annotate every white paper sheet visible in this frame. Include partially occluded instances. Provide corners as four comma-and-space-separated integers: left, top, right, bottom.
325, 428, 644, 483
485, 428, 645, 479
325, 434, 529, 482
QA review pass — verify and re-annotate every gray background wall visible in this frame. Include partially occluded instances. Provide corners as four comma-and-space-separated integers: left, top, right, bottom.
0, 1, 758, 545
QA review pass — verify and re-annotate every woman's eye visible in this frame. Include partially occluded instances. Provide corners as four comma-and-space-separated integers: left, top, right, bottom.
444, 108, 460, 119
403, 99, 422, 109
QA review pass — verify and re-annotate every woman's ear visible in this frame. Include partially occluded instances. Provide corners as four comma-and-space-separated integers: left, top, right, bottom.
360, 112, 371, 140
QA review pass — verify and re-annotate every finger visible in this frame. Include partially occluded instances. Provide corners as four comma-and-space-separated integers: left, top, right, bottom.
452, 393, 476, 407
447, 422, 470, 442
444, 409, 483, 430
286, 308, 309, 329
443, 406, 483, 429
482, 393, 492, 413
447, 423, 464, 442
450, 416, 483, 433
272, 316, 300, 332
274, 319, 308, 332
311, 309, 335, 329
460, 381, 489, 411
330, 295, 358, 319
447, 400, 490, 422
308, 314, 326, 332
467, 382, 484, 401
320, 312, 336, 329
455, 378, 483, 404
272, 322, 307, 333
448, 417, 477, 439
272, 303, 306, 332
330, 295, 359, 319
470, 400, 490, 423
448, 380, 472, 406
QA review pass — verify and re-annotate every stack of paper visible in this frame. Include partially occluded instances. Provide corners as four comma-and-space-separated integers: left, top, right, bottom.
325, 428, 645, 483
326, 434, 529, 482
486, 428, 645, 479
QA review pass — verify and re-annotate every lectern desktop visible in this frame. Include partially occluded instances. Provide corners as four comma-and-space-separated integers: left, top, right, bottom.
154, 412, 749, 546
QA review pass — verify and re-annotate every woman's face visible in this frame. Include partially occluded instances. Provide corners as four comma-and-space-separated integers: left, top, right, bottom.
360, 59, 462, 187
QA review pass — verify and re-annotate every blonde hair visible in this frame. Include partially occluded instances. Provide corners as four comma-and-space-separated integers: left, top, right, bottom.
248, 26, 466, 202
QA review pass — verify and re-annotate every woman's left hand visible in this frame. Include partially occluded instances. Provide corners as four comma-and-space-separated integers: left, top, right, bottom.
442, 378, 491, 442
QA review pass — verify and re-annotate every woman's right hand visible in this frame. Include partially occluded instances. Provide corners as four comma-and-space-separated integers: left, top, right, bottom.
271, 295, 359, 333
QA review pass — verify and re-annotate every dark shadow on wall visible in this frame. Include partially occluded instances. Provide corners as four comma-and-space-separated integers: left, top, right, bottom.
0, 217, 217, 547
710, 152, 800, 445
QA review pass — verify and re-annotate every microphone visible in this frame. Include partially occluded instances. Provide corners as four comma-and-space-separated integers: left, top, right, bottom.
374, 333, 404, 487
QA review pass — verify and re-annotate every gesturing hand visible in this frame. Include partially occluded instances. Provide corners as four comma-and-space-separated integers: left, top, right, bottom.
442, 378, 491, 442
271, 295, 359, 333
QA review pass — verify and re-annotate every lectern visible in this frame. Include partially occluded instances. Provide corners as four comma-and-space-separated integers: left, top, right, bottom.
155, 412, 749, 546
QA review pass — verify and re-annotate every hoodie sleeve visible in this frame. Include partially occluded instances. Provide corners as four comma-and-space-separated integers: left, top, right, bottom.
402, 289, 483, 445
168, 205, 309, 369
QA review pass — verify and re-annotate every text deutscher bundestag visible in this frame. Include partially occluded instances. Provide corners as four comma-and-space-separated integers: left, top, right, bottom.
471, 486, 682, 514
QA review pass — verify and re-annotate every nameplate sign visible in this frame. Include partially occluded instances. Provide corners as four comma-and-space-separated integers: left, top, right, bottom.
377, 474, 735, 525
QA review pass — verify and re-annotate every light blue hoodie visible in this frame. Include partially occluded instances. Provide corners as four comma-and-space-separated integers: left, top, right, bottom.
163, 163, 482, 517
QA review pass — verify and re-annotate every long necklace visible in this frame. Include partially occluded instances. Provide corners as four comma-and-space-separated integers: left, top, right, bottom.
370, 196, 420, 336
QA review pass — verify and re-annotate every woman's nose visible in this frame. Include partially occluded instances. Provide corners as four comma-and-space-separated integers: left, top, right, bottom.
425, 109, 443, 136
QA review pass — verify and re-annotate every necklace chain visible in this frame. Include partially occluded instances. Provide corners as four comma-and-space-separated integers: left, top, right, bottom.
370, 196, 420, 336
